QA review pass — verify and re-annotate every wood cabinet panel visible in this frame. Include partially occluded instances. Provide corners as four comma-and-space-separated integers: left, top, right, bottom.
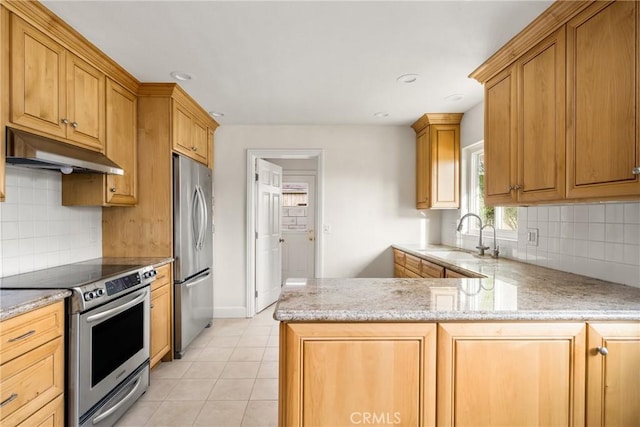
191, 118, 209, 165
150, 281, 171, 368
392, 249, 405, 267
393, 264, 405, 278
484, 67, 517, 206
0, 301, 64, 365
281, 323, 436, 427
430, 125, 459, 208
517, 27, 566, 203
17, 394, 64, 427
420, 259, 445, 278
586, 322, 640, 427
0, 336, 64, 426
444, 269, 469, 279
405, 254, 421, 275
437, 322, 585, 427
416, 130, 430, 208
567, 1, 640, 199
10, 14, 66, 138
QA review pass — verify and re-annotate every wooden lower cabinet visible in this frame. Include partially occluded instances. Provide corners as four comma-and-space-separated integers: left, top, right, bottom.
437, 322, 586, 427
586, 322, 640, 427
280, 323, 436, 427
0, 301, 65, 426
150, 264, 172, 368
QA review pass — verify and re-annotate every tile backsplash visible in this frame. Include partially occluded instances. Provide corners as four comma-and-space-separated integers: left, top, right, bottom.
442, 202, 640, 288
0, 166, 101, 277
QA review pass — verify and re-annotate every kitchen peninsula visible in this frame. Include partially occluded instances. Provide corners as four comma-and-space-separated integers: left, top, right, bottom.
274, 246, 640, 426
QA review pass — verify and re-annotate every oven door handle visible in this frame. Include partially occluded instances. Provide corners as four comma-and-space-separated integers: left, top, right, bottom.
91, 374, 144, 424
85, 290, 148, 324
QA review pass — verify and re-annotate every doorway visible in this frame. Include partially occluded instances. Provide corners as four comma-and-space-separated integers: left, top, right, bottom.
246, 149, 323, 317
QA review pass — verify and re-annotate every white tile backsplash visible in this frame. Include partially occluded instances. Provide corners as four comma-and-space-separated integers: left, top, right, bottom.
442, 202, 640, 288
0, 166, 101, 277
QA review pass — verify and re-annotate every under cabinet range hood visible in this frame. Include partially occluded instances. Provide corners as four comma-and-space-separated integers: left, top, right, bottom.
5, 127, 123, 175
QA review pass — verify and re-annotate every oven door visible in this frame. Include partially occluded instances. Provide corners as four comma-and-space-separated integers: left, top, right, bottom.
76, 287, 150, 417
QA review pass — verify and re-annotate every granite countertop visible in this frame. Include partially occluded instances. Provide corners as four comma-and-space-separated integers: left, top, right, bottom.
0, 289, 71, 321
273, 245, 640, 322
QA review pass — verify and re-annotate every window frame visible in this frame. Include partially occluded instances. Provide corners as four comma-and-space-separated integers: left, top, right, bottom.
462, 141, 518, 241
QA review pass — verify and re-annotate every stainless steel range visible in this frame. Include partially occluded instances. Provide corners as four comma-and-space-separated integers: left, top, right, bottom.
0, 259, 158, 427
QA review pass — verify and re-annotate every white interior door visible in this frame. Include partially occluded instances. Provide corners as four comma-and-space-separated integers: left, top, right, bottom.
281, 175, 315, 281
255, 159, 283, 312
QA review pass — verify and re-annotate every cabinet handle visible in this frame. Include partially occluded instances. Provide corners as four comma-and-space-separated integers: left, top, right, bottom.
61, 118, 69, 125
633, 167, 640, 175
596, 346, 608, 356
150, 303, 155, 309
514, 184, 522, 190
71, 121, 78, 128
8, 329, 36, 342
110, 187, 117, 192
0, 393, 18, 408
509, 185, 514, 191
191, 146, 198, 152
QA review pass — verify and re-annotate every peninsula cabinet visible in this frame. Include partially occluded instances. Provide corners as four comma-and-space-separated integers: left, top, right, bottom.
412, 113, 462, 209
150, 263, 172, 368
62, 78, 138, 206
280, 323, 436, 427
471, 0, 640, 205
586, 322, 640, 427
10, 14, 106, 152
0, 301, 65, 426
437, 322, 586, 427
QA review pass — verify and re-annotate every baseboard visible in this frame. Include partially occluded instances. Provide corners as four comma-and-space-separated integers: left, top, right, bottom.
213, 306, 248, 318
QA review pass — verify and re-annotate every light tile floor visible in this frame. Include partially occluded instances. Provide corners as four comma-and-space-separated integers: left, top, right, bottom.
115, 306, 279, 427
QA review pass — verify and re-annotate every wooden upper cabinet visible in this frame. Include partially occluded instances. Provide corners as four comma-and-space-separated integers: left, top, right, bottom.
485, 67, 517, 206
10, 15, 105, 152
517, 27, 566, 203
62, 79, 137, 206
437, 322, 586, 427
412, 113, 463, 210
566, 1, 640, 199
172, 99, 210, 166
586, 322, 640, 427
105, 78, 137, 205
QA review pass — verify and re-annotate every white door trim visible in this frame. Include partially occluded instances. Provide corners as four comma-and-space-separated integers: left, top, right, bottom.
246, 149, 324, 317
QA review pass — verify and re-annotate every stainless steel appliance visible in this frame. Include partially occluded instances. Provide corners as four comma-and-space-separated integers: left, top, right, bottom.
173, 154, 214, 358
0, 260, 157, 427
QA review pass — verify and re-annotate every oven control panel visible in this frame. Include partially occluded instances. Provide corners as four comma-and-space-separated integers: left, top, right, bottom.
105, 272, 142, 296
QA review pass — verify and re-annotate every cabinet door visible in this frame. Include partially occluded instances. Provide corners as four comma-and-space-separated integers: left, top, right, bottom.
416, 129, 430, 208
150, 283, 171, 368
105, 78, 137, 205
567, 1, 640, 199
517, 27, 566, 203
484, 67, 517, 206
65, 53, 105, 151
393, 263, 405, 278
586, 322, 640, 427
437, 322, 586, 427
17, 394, 64, 427
10, 15, 66, 138
430, 124, 460, 208
281, 323, 436, 427
191, 118, 209, 165
172, 100, 194, 157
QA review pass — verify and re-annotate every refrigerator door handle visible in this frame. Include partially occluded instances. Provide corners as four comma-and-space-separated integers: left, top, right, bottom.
197, 185, 208, 250
184, 269, 211, 288
191, 188, 200, 248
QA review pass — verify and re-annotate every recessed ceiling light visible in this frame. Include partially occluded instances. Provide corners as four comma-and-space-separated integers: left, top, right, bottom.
170, 71, 194, 81
374, 112, 389, 118
209, 111, 224, 118
396, 74, 419, 84
444, 93, 465, 102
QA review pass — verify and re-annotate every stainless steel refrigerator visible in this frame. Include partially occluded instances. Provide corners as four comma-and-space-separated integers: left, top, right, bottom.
173, 154, 214, 358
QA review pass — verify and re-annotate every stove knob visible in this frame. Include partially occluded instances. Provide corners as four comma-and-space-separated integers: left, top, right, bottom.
96, 289, 105, 297
84, 291, 95, 301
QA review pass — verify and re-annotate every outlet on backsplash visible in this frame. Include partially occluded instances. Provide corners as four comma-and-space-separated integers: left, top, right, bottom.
527, 228, 539, 246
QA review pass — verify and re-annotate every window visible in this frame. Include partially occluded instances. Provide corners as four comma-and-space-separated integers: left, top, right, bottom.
464, 142, 518, 237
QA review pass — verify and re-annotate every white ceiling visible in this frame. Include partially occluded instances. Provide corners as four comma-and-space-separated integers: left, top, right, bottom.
41, 0, 552, 126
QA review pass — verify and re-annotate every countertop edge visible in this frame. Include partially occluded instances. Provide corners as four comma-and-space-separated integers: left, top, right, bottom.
0, 289, 71, 322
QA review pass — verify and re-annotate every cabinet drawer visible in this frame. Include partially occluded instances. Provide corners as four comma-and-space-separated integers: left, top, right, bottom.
393, 249, 406, 267
0, 302, 64, 365
0, 337, 64, 425
17, 394, 64, 427
393, 264, 405, 279
151, 264, 171, 292
445, 268, 485, 279
405, 269, 422, 278
405, 254, 422, 274
421, 259, 445, 278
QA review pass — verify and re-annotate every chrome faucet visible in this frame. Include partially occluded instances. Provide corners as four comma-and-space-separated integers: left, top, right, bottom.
456, 213, 499, 258
481, 224, 500, 258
